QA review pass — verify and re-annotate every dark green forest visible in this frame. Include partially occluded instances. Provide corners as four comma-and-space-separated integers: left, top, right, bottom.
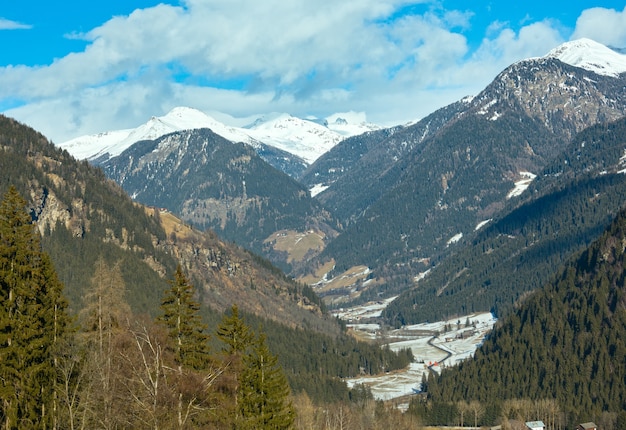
0, 184, 419, 428
412, 203, 626, 429
319, 111, 561, 281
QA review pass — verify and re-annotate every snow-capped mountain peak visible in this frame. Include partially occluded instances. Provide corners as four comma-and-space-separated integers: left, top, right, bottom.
59, 107, 247, 161
59, 107, 380, 166
545, 38, 626, 77
243, 114, 344, 164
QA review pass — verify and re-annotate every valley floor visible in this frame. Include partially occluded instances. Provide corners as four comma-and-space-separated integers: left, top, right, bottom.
333, 302, 496, 404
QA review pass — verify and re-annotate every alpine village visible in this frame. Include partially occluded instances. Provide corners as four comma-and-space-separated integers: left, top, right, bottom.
2, 38, 626, 429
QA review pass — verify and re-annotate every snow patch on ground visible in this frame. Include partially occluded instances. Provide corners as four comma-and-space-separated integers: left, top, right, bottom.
333, 296, 398, 322
507, 171, 536, 199
489, 111, 501, 121
617, 149, 626, 174
477, 99, 497, 115
413, 269, 431, 283
309, 183, 329, 197
447, 233, 463, 246
475, 219, 492, 231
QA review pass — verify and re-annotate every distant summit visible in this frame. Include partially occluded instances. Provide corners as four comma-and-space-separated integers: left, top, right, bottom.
545, 38, 626, 77
59, 107, 252, 162
59, 107, 380, 166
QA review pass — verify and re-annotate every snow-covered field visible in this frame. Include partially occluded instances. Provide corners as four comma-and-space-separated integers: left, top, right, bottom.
334, 303, 497, 402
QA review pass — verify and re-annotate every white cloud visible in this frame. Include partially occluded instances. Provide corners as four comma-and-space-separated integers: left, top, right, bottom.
571, 6, 626, 48
0, 2, 617, 143
0, 18, 32, 30
473, 21, 564, 66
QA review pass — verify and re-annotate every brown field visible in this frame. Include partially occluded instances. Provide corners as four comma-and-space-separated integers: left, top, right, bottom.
264, 229, 325, 263
298, 259, 336, 285
315, 265, 371, 293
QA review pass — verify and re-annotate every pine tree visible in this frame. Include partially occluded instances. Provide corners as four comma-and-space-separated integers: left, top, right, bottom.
158, 265, 211, 370
238, 331, 295, 429
0, 186, 70, 428
216, 304, 254, 356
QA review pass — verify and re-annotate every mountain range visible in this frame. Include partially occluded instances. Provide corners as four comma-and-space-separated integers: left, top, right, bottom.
99, 127, 340, 274
60, 107, 381, 168
56, 38, 626, 321
0, 113, 424, 411
307, 38, 626, 308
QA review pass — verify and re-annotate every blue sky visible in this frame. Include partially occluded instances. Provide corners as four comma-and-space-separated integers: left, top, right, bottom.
1, 1, 626, 142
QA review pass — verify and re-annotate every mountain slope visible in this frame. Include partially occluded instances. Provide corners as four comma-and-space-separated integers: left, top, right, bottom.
100, 128, 339, 273
1, 114, 425, 405
384, 116, 626, 324
0, 114, 334, 331
304, 97, 473, 221
313, 39, 626, 303
425, 196, 626, 426
298, 125, 401, 197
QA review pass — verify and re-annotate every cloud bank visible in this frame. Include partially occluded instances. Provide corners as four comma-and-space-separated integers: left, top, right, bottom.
2, 1, 625, 142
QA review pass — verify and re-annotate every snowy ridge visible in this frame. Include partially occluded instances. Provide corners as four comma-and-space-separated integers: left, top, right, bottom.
59, 107, 380, 165
60, 129, 134, 161
545, 38, 626, 77
245, 114, 344, 164
325, 111, 382, 137
60, 107, 255, 161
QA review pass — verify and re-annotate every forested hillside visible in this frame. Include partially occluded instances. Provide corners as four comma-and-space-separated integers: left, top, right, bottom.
383, 116, 626, 324
0, 115, 334, 326
0, 115, 417, 426
305, 57, 626, 308
0, 115, 175, 313
305, 98, 471, 222
0, 183, 415, 428
298, 126, 401, 193
414, 202, 626, 429
0, 193, 295, 428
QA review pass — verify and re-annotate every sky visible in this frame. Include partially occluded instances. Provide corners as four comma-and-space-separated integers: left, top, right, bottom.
1, 1, 626, 143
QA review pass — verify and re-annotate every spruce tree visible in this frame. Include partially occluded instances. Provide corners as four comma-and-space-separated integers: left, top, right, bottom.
238, 332, 295, 429
0, 186, 69, 428
216, 304, 254, 356
158, 265, 211, 370
158, 266, 216, 428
